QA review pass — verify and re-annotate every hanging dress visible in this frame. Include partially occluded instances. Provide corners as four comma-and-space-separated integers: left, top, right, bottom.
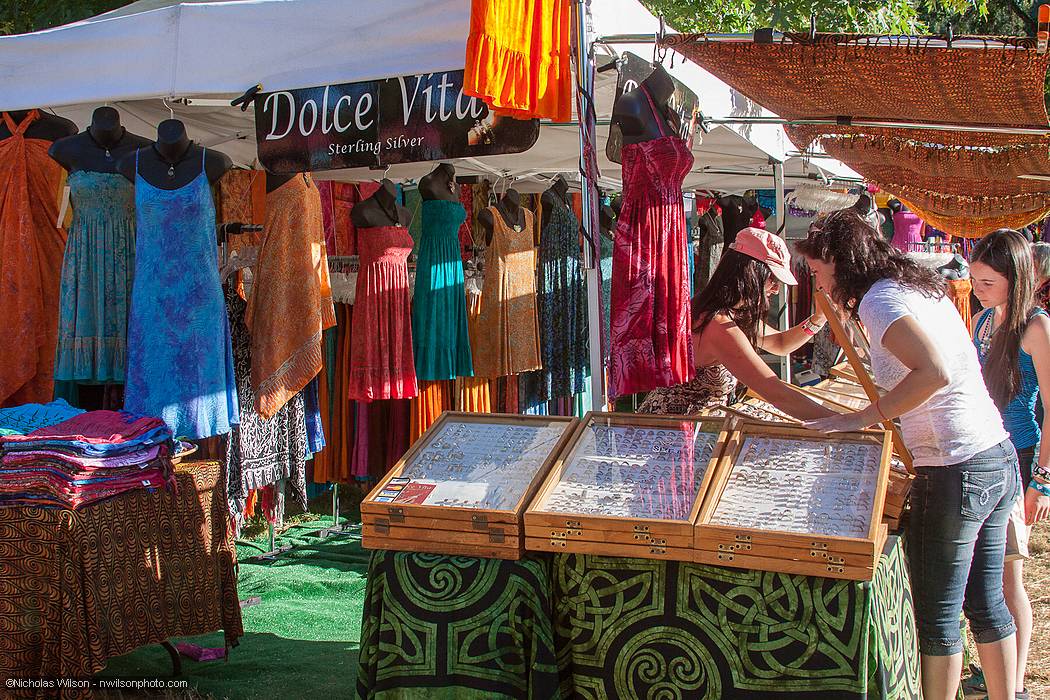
538, 196, 588, 398
123, 149, 239, 439
411, 199, 474, 381
463, 0, 573, 122
0, 111, 67, 406
473, 207, 542, 378
608, 88, 694, 399
347, 225, 418, 401
54, 171, 135, 383
599, 232, 614, 360
225, 284, 308, 536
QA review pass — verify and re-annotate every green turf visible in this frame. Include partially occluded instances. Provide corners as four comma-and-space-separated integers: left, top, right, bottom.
95, 520, 370, 699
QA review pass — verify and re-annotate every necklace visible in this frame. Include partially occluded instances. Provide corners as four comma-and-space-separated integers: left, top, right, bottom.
152, 141, 193, 178
978, 309, 998, 357
498, 201, 523, 232
87, 126, 125, 161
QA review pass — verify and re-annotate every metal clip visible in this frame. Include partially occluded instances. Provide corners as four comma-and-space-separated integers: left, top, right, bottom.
388, 508, 406, 524
471, 514, 488, 531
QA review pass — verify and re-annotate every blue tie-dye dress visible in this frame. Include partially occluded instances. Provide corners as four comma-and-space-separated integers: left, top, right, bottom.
123, 149, 239, 439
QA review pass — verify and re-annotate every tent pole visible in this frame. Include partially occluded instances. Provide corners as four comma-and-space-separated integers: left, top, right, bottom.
773, 160, 791, 383
576, 0, 606, 411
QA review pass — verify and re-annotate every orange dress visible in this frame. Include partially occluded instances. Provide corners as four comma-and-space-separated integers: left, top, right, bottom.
463, 0, 573, 122
472, 207, 542, 378
0, 111, 66, 406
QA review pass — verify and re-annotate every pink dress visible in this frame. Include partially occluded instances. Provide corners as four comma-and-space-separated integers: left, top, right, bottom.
609, 88, 695, 398
347, 226, 418, 401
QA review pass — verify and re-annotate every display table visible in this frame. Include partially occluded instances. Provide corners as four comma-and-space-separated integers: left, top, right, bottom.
356, 536, 918, 699
0, 460, 243, 696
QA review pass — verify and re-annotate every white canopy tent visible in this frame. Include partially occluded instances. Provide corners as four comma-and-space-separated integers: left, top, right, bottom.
0, 0, 862, 401
0, 0, 789, 191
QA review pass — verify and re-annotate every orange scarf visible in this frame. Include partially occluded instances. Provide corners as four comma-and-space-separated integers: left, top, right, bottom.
246, 175, 336, 418
0, 111, 66, 406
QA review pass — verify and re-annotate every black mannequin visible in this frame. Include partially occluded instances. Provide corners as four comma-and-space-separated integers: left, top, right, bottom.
717, 194, 758, 247
49, 107, 150, 175
265, 171, 298, 193
478, 188, 528, 246
888, 198, 904, 215
419, 163, 458, 202
611, 64, 679, 146
0, 109, 77, 142
350, 179, 411, 228
116, 119, 232, 189
540, 175, 572, 230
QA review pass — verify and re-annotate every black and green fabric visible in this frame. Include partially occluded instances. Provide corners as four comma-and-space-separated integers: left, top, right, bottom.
356, 536, 919, 699
356, 551, 559, 699
553, 535, 919, 699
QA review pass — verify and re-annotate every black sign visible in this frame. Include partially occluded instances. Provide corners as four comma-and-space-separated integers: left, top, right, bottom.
606, 52, 700, 164
256, 70, 540, 173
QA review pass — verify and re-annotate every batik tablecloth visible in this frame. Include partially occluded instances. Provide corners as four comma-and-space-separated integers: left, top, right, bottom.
0, 460, 243, 697
356, 536, 918, 699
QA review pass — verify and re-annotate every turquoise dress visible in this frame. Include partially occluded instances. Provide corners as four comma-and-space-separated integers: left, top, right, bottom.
123, 149, 238, 439
54, 171, 135, 382
411, 199, 473, 381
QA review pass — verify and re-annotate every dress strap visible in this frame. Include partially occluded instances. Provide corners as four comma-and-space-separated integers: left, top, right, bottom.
639, 86, 671, 138
974, 307, 995, 342
200, 147, 207, 173
2, 109, 38, 136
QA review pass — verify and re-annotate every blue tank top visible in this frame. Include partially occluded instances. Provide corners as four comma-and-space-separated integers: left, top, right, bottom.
973, 307, 1045, 450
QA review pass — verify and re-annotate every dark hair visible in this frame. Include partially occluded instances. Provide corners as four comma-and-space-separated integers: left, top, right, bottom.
693, 249, 771, 346
795, 210, 945, 319
970, 228, 1036, 408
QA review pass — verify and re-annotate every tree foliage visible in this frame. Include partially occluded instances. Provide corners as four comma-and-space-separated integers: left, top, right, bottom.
0, 1, 128, 35
640, 0, 991, 34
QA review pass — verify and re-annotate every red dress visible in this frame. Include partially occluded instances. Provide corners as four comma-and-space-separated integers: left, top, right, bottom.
608, 88, 694, 398
347, 226, 418, 401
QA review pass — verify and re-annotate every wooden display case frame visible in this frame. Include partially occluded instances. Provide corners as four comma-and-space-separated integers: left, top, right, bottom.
361, 411, 578, 559
694, 420, 893, 580
816, 290, 913, 473
523, 412, 732, 560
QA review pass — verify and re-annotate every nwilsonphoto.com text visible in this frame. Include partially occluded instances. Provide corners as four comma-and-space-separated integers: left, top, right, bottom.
6, 678, 190, 690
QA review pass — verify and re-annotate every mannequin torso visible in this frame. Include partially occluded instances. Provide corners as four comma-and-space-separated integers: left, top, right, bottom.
351, 179, 412, 228
540, 175, 572, 230
419, 163, 458, 202
611, 65, 679, 146
478, 189, 528, 246
116, 119, 233, 189
265, 171, 298, 193
0, 109, 77, 142
49, 107, 150, 174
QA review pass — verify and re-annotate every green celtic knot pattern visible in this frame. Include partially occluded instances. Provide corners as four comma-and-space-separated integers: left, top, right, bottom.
356, 538, 918, 699
356, 551, 560, 700
552, 536, 917, 699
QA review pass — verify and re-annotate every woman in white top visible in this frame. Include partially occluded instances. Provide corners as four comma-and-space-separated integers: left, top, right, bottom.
797, 210, 1019, 700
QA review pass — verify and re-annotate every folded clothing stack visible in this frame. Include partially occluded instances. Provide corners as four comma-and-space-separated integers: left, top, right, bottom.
0, 409, 176, 509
